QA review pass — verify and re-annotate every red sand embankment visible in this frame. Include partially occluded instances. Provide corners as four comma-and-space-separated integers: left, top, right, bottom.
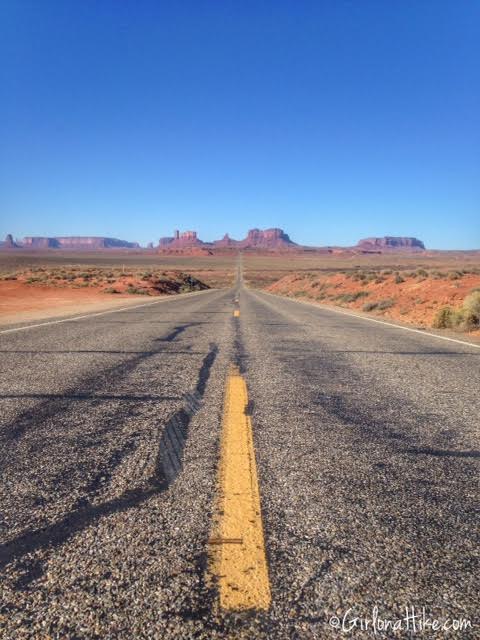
266, 270, 480, 336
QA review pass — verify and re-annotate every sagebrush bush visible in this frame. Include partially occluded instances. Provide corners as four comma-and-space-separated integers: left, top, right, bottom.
432, 291, 480, 331
126, 286, 150, 295
432, 307, 454, 328
463, 290, 480, 320
335, 291, 369, 303
377, 298, 395, 310
448, 271, 462, 280
459, 311, 479, 331
362, 299, 394, 312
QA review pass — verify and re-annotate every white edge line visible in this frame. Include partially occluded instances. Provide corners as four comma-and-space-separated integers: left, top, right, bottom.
258, 289, 480, 350
0, 289, 215, 335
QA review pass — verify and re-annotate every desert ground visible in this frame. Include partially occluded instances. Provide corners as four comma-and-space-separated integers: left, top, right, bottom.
1, 250, 479, 338
0, 252, 236, 325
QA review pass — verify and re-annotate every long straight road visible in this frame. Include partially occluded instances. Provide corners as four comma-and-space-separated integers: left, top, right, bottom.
0, 282, 478, 638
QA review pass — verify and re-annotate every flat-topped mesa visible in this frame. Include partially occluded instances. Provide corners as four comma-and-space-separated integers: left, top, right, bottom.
239, 228, 297, 249
22, 236, 140, 249
356, 236, 426, 252
158, 230, 204, 249
22, 237, 54, 249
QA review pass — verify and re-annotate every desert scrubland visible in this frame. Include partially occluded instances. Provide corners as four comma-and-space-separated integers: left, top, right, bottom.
0, 252, 236, 324
242, 253, 480, 337
1, 250, 479, 337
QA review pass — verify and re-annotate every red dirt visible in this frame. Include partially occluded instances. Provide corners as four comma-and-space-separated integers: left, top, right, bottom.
0, 281, 144, 325
266, 271, 480, 336
0, 268, 209, 325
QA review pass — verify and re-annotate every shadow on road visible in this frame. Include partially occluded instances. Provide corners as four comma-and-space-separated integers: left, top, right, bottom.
0, 343, 218, 590
404, 447, 480, 458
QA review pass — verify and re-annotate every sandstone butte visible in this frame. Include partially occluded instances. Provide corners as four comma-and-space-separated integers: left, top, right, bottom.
21, 236, 140, 249
156, 229, 428, 253
356, 236, 425, 252
1, 231, 429, 253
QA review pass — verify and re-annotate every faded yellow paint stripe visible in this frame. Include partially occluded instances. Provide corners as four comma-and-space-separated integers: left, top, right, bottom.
208, 367, 271, 610
233, 309, 240, 317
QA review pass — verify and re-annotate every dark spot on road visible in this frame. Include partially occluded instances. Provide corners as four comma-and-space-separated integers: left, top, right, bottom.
404, 447, 480, 458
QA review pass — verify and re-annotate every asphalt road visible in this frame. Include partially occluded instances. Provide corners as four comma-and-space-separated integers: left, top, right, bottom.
0, 284, 478, 639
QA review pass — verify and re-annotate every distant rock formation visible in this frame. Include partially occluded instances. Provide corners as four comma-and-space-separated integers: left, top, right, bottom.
239, 228, 296, 249
158, 236, 175, 247
158, 230, 203, 249
356, 236, 425, 252
2, 234, 17, 248
213, 233, 239, 248
5, 228, 427, 254
158, 227, 297, 251
215, 228, 298, 249
22, 237, 139, 249
22, 237, 55, 249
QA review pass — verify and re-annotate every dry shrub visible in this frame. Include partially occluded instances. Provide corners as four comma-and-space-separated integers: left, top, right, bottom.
432, 291, 480, 331
463, 290, 480, 318
432, 307, 455, 329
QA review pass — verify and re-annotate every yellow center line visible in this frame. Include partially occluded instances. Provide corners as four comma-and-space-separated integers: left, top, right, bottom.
208, 366, 271, 610
233, 309, 240, 317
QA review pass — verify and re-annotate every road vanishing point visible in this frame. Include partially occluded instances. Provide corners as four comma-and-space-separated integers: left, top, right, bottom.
0, 272, 478, 639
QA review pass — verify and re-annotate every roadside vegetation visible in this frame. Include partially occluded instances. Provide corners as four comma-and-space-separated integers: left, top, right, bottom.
0, 266, 209, 296
265, 267, 480, 334
433, 291, 480, 330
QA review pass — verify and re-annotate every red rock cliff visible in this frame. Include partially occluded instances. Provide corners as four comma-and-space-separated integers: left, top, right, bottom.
239, 228, 297, 249
356, 237, 425, 251
22, 237, 139, 249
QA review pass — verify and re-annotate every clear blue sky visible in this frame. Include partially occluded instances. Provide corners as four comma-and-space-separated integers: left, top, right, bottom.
1, 1, 478, 249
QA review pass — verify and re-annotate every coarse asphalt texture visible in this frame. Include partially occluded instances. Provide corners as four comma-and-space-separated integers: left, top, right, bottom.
0, 278, 478, 639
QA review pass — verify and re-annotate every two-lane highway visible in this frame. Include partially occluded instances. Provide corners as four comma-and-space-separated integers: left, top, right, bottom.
0, 283, 478, 638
